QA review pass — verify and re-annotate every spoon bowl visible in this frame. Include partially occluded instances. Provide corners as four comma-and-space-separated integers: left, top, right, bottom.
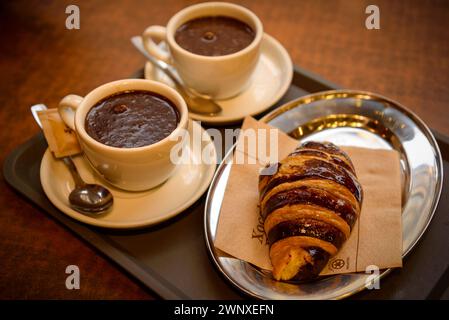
69, 184, 114, 214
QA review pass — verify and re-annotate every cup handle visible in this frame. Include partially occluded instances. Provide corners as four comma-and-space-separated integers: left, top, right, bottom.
58, 94, 83, 131
142, 25, 171, 64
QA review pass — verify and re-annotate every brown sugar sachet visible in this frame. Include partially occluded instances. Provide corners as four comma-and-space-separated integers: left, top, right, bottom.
37, 108, 81, 158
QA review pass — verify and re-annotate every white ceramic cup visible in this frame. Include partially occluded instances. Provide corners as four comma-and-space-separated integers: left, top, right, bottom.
58, 79, 188, 191
142, 1, 263, 100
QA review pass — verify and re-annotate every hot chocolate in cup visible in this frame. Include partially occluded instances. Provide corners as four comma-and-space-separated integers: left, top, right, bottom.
58, 79, 188, 191
142, 2, 263, 100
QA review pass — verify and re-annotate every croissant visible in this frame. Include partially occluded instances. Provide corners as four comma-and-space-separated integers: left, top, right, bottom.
259, 141, 363, 282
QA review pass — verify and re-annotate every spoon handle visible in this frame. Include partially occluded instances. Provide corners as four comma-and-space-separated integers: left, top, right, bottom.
130, 36, 223, 115
131, 36, 185, 89
62, 156, 86, 188
30, 103, 47, 128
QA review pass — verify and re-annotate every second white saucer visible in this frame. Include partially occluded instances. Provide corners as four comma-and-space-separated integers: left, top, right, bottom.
144, 33, 293, 125
40, 120, 217, 229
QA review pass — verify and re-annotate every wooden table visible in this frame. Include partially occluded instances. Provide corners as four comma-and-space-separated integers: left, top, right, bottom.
0, 0, 448, 299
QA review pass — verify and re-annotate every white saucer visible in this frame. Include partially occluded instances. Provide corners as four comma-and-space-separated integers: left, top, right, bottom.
40, 120, 217, 229
144, 33, 293, 125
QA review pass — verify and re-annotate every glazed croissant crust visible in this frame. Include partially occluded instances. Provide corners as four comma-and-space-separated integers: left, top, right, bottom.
259, 141, 363, 282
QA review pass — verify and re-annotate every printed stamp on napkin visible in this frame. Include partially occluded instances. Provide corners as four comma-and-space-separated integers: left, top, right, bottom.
214, 117, 402, 275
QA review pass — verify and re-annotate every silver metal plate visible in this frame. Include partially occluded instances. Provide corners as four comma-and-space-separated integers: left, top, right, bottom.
204, 90, 443, 300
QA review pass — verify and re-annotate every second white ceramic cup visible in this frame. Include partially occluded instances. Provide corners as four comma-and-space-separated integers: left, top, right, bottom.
58, 79, 188, 191
142, 2, 263, 100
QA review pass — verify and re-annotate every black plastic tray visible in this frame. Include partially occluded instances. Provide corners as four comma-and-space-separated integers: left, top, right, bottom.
3, 66, 449, 299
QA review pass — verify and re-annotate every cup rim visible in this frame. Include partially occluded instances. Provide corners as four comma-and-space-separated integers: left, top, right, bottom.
74, 79, 188, 154
166, 1, 263, 61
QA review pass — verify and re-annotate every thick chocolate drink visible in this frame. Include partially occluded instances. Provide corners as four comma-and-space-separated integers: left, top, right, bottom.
85, 91, 179, 148
174, 16, 255, 56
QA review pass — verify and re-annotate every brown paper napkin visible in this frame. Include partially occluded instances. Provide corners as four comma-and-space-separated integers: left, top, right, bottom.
215, 117, 402, 275
37, 108, 81, 158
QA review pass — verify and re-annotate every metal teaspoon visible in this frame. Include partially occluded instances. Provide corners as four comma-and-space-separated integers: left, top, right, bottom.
131, 36, 223, 116
31, 104, 113, 215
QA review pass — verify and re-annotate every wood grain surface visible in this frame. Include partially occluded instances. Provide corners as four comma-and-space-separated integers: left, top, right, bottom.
0, 0, 448, 299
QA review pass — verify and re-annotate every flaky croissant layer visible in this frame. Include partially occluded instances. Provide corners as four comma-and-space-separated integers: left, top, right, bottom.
259, 141, 363, 282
